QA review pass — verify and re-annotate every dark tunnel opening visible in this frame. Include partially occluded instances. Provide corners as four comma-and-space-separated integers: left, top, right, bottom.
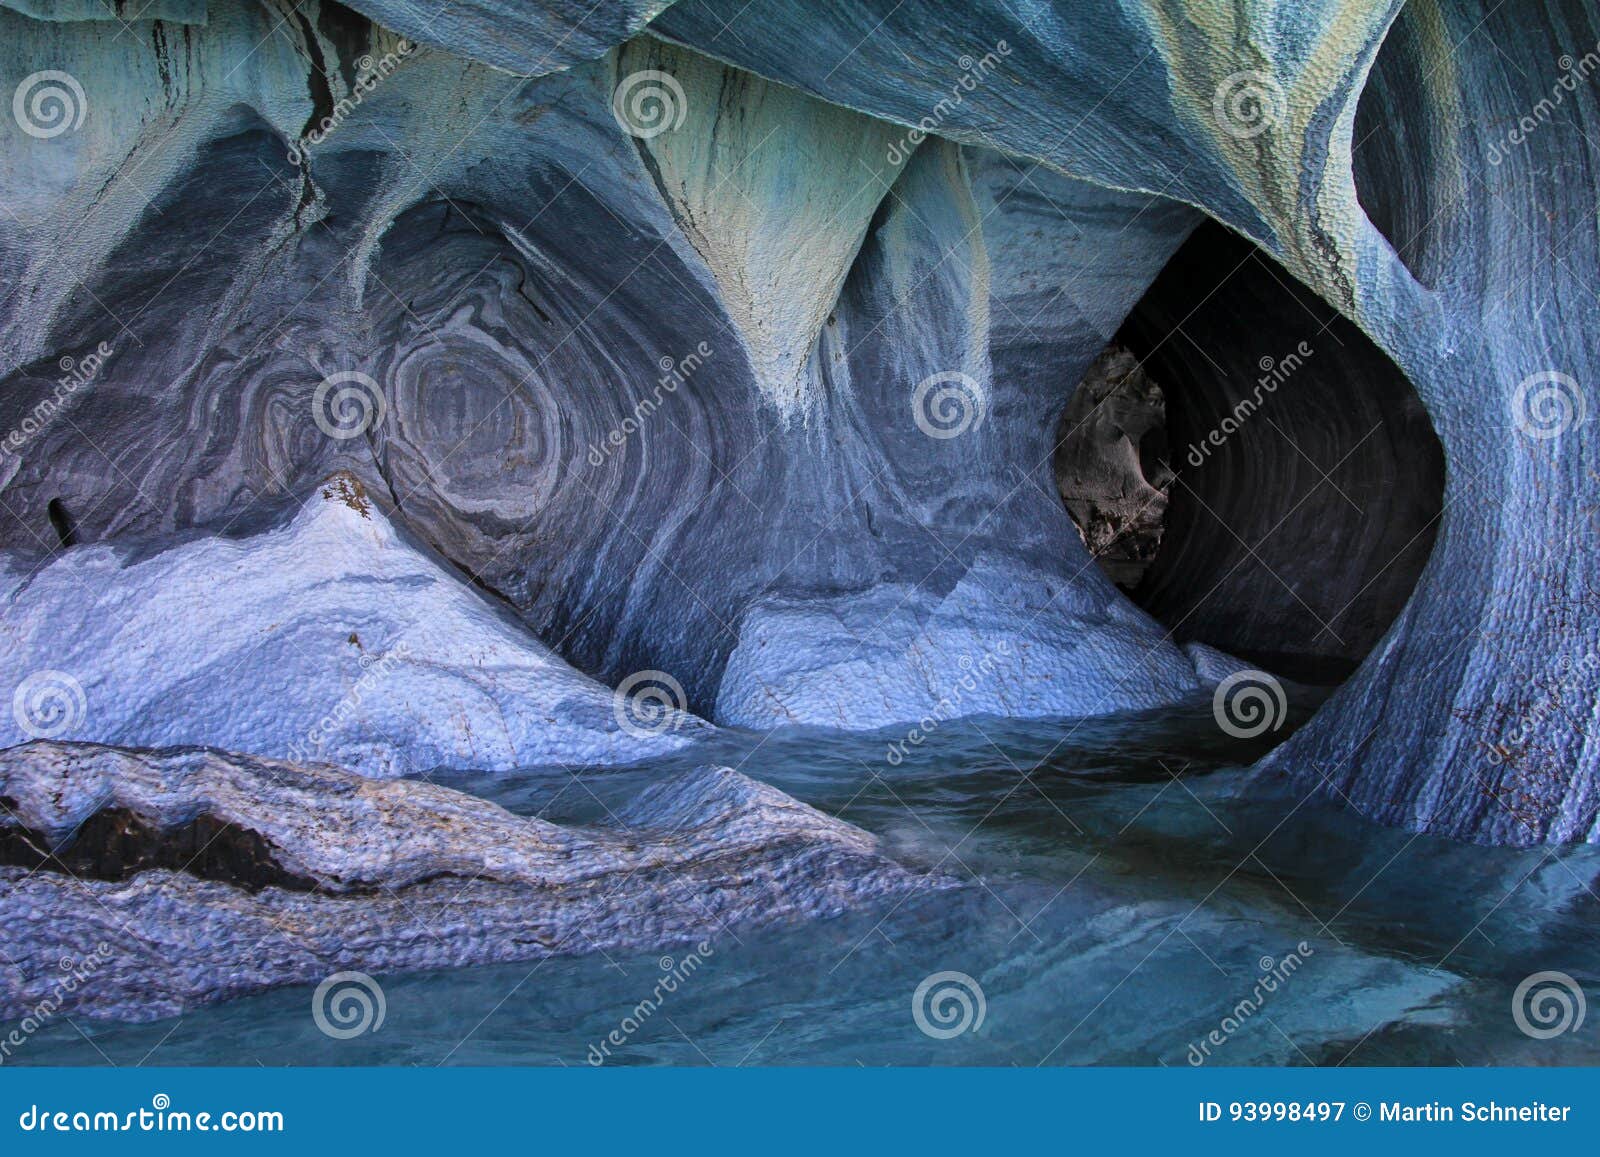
1058, 220, 1446, 685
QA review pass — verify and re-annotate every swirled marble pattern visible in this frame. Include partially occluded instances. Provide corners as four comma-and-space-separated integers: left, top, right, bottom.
0, 0, 1593, 847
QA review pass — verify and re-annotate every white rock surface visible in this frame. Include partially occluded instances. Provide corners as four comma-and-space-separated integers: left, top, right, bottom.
716, 554, 1212, 730
0, 475, 708, 774
623, 37, 909, 416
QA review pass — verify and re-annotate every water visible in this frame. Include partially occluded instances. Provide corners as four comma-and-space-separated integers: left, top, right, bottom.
12, 699, 1600, 1066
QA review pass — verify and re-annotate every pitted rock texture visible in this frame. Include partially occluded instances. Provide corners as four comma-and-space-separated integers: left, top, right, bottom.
650, 0, 1600, 843
0, 741, 930, 1020
0, 6, 1224, 739
717, 554, 1208, 730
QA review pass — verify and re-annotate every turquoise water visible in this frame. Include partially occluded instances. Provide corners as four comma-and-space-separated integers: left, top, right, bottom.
12, 700, 1600, 1066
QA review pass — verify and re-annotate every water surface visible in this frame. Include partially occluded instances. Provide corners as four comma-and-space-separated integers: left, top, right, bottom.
14, 700, 1600, 1066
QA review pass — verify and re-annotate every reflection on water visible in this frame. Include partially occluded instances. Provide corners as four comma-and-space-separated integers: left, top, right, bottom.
13, 698, 1600, 1066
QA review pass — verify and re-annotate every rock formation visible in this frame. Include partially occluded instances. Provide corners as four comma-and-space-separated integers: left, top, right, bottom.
0, 0, 1596, 1028
0, 741, 930, 1020
0, 473, 707, 773
1055, 348, 1172, 590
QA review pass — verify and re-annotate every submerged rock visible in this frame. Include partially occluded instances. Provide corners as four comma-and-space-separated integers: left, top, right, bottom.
0, 740, 931, 1021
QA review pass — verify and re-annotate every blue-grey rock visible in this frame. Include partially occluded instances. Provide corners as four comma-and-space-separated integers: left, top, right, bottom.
0, 473, 707, 771
0, 740, 932, 1020
0, 0, 1592, 853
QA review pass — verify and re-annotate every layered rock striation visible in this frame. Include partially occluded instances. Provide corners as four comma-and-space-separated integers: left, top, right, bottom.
0, 0, 1592, 860
0, 741, 931, 1020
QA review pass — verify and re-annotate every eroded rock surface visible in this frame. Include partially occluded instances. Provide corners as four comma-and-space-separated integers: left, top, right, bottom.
0, 474, 708, 774
1055, 348, 1171, 590
0, 0, 1593, 851
0, 741, 930, 1021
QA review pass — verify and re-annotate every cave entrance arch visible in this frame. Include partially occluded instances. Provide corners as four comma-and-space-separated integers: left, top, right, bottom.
1057, 220, 1445, 685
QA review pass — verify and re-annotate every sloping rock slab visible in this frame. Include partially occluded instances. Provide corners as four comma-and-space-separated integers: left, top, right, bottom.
0, 475, 708, 775
0, 741, 930, 1022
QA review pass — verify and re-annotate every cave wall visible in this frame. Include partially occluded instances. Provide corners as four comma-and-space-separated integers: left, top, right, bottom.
654, 0, 1600, 843
0, 0, 1595, 843
0, 1, 1221, 740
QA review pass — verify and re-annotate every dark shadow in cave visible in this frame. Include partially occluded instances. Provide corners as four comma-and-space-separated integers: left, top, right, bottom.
1350, 3, 1457, 289
1059, 220, 1445, 685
